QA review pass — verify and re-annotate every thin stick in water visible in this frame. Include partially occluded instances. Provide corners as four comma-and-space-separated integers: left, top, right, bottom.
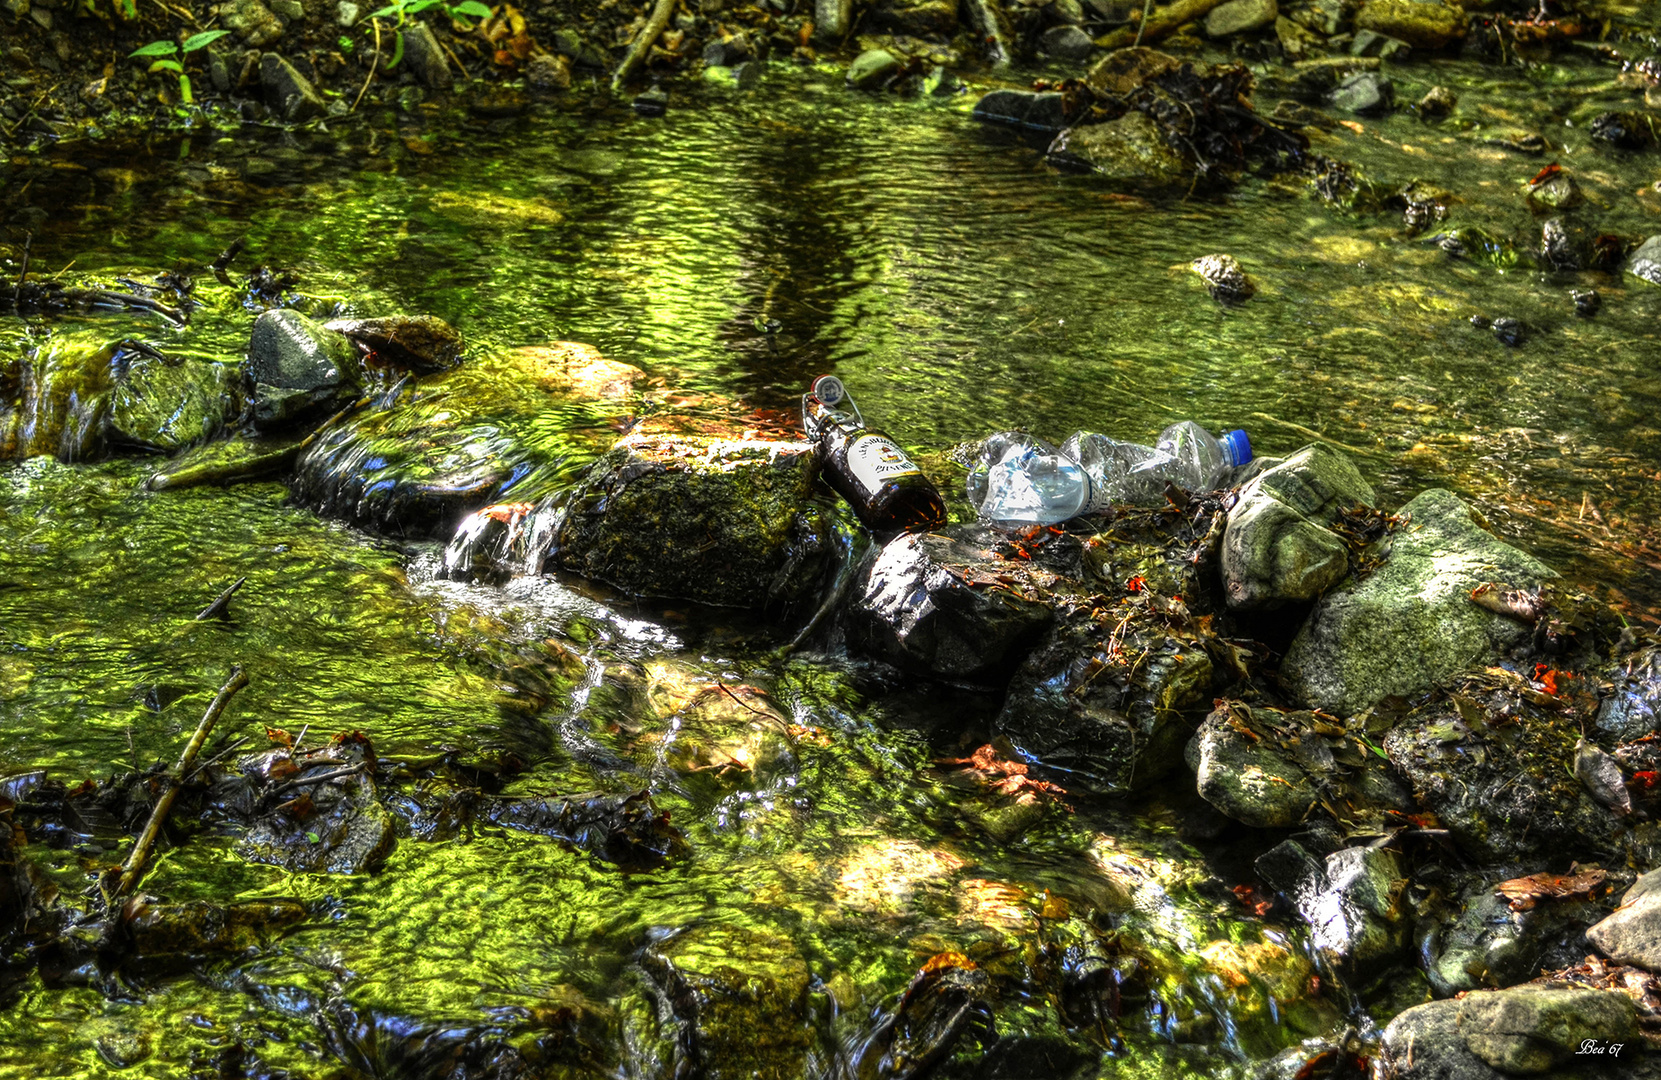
114, 667, 250, 899
196, 576, 248, 621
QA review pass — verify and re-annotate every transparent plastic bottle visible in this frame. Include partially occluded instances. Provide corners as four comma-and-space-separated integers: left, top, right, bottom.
968, 423, 1252, 527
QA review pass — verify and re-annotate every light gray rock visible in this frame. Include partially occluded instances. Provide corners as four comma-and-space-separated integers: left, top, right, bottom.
244, 309, 360, 428
1221, 443, 1374, 610
258, 52, 326, 121
1629, 236, 1661, 288
1588, 869, 1661, 973
1383, 999, 1504, 1080
1281, 488, 1555, 715
1040, 24, 1097, 59
400, 22, 451, 90
1328, 70, 1393, 115
1205, 0, 1277, 36
846, 49, 899, 90
814, 0, 852, 40
1458, 985, 1636, 1074
223, 0, 284, 47
1189, 704, 1317, 827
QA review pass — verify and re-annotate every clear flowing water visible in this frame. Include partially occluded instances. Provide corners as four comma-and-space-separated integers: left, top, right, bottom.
3, 47, 1661, 1077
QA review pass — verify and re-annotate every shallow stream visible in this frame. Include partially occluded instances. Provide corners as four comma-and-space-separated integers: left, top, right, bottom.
3, 46, 1661, 1077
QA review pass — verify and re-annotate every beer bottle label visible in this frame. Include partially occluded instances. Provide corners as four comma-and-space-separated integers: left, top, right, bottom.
847, 434, 923, 496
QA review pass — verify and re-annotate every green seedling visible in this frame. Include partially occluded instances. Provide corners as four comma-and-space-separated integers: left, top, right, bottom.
361, 0, 488, 70
129, 30, 231, 106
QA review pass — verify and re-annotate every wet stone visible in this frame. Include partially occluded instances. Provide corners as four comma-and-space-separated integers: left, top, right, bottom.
323, 314, 464, 373
244, 308, 361, 429
1458, 985, 1636, 1074
1492, 317, 1525, 347
846, 48, 900, 90
223, 0, 284, 47
868, 0, 957, 37
1040, 25, 1096, 60
1204, 0, 1277, 37
1188, 703, 1318, 827
846, 525, 1055, 681
550, 434, 828, 607
1597, 646, 1661, 742
107, 348, 237, 453
1591, 110, 1661, 150
1190, 253, 1254, 303
1350, 28, 1410, 58
1383, 670, 1620, 864
258, 52, 326, 122
973, 90, 1068, 133
1256, 840, 1408, 970
1327, 71, 1393, 115
401, 22, 452, 89
1629, 236, 1661, 288
1047, 112, 1191, 185
633, 86, 669, 115
1418, 84, 1457, 117
1429, 884, 1610, 996
1354, 0, 1463, 48
704, 61, 760, 90
1587, 870, 1661, 973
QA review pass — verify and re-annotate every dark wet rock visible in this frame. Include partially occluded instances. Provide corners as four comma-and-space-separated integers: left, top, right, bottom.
324, 314, 464, 373
1460, 985, 1636, 1073
1597, 647, 1661, 742
1048, 112, 1191, 184
639, 924, 813, 1080
869, 0, 957, 37
525, 51, 572, 88
1327, 71, 1393, 115
1205, 0, 1277, 36
847, 49, 900, 90
1222, 444, 1373, 610
1256, 840, 1407, 970
1354, 0, 1463, 48
1588, 870, 1661, 973
1189, 703, 1318, 827
1419, 84, 1457, 117
92, 1028, 151, 1069
144, 433, 305, 491
400, 22, 451, 89
551, 27, 608, 67
244, 308, 360, 429
469, 86, 528, 117
1084, 46, 1179, 95
1574, 289, 1601, 317
851, 958, 995, 1079
1384, 669, 1620, 863
223, 0, 284, 47
1591, 111, 1661, 150
1492, 317, 1525, 347
550, 434, 828, 607
633, 86, 669, 115
1429, 883, 1613, 996
258, 53, 326, 122
921, 66, 961, 96
484, 790, 682, 868
996, 605, 1214, 793
1274, 15, 1320, 60
1350, 28, 1410, 59
1271, 100, 1337, 131
972, 89, 1068, 133
237, 738, 396, 875
118, 894, 308, 971
702, 32, 753, 65
847, 526, 1054, 682
106, 347, 236, 453
1190, 253, 1254, 303
1039, 24, 1096, 60
1542, 217, 1588, 271
1629, 236, 1661, 287
1281, 488, 1555, 715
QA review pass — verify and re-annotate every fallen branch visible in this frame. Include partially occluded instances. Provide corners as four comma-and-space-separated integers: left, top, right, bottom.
114, 667, 250, 898
611, 0, 676, 93
1097, 0, 1230, 48
195, 576, 247, 621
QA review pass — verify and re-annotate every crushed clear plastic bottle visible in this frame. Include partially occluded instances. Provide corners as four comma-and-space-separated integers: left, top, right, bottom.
967, 422, 1251, 528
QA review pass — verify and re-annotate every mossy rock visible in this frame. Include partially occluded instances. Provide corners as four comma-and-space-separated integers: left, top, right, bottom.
0, 336, 118, 461
550, 434, 830, 607
1048, 111, 1193, 186
107, 350, 239, 453
1354, 0, 1465, 48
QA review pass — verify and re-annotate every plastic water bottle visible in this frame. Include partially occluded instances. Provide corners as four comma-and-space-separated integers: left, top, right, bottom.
969, 422, 1251, 527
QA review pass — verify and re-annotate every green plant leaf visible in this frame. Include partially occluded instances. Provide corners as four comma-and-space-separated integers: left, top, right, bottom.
178, 72, 194, 104
130, 40, 179, 59
338, 34, 356, 51
452, 1, 491, 17
366, 3, 401, 16
383, 31, 404, 69
114, 0, 137, 18
305, 831, 321, 844
149, 59, 185, 74
182, 29, 232, 53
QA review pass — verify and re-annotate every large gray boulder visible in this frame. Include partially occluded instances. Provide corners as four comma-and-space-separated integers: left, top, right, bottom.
1588, 870, 1661, 973
1458, 985, 1636, 1074
847, 527, 1053, 682
244, 309, 361, 429
1281, 488, 1555, 715
1221, 443, 1374, 610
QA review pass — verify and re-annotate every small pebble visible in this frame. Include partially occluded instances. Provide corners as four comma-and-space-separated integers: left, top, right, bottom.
1468, 314, 1490, 329
1573, 289, 1600, 317
633, 86, 669, 116
1492, 317, 1525, 346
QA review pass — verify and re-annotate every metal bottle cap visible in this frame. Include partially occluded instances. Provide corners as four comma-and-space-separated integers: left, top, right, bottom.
811, 375, 847, 407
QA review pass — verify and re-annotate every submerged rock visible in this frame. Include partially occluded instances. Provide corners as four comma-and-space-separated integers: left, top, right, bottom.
1190, 253, 1255, 303
550, 433, 829, 607
1384, 669, 1620, 863
1281, 488, 1555, 715
1222, 444, 1374, 610
847, 49, 900, 90
244, 309, 361, 430
1591, 111, 1661, 150
1327, 71, 1393, 115
258, 53, 327, 122
1047, 112, 1191, 184
847, 526, 1055, 682
1353, 0, 1463, 48
972, 89, 1069, 133
237, 736, 396, 875
324, 314, 464, 373
107, 347, 237, 453
119, 895, 308, 971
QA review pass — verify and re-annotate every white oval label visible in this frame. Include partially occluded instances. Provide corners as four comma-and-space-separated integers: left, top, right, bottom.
847, 434, 922, 496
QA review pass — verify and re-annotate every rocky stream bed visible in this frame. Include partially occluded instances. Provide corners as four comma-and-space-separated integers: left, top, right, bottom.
6, 0, 1661, 1074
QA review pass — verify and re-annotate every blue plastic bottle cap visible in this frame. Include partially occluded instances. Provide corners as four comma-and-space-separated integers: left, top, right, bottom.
1222, 429, 1253, 467
812, 376, 846, 407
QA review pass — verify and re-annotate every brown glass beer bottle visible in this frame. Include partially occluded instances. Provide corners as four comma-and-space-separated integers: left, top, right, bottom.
801, 375, 947, 533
